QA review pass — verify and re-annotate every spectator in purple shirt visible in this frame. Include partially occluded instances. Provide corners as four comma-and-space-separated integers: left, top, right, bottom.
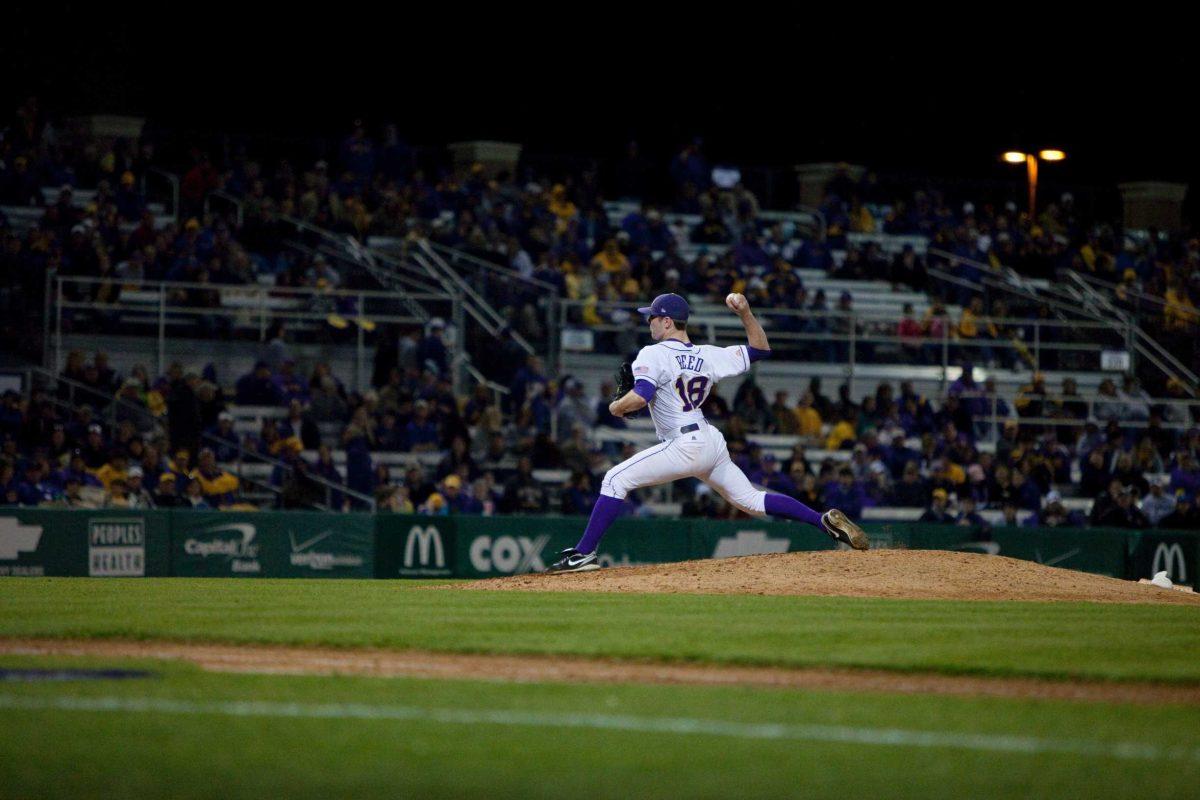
749, 453, 796, 496
732, 230, 771, 271
236, 362, 283, 406
442, 474, 483, 514
822, 467, 866, 521
203, 411, 240, 462
1170, 453, 1200, 496
273, 360, 309, 404
404, 400, 440, 452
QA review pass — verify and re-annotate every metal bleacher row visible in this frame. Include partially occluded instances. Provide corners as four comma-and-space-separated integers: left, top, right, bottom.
2, 186, 174, 236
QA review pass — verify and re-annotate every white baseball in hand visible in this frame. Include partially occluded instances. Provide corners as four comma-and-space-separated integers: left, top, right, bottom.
726, 292, 748, 313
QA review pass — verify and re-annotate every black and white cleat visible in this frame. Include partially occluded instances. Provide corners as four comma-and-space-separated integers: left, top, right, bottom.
821, 509, 870, 551
546, 548, 601, 573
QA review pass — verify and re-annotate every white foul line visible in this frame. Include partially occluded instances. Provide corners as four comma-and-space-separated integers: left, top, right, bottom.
0, 694, 1197, 763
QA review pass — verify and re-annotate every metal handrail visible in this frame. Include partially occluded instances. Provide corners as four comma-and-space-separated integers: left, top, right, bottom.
925, 247, 1200, 395
1061, 271, 1200, 396
56, 298, 425, 328
27, 365, 371, 512
55, 274, 449, 302
762, 206, 826, 241
423, 240, 558, 293
559, 298, 1126, 331
926, 249, 1108, 322
197, 430, 290, 509
413, 240, 538, 356
293, 239, 445, 297
1131, 335, 1200, 397
925, 265, 987, 294
1070, 271, 1171, 312
453, 351, 510, 400
205, 190, 244, 227
201, 430, 375, 512
277, 215, 439, 289
27, 367, 163, 431
49, 275, 432, 391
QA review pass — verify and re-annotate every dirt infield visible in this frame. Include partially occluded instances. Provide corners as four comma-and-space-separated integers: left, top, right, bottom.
459, 549, 1200, 604
3, 638, 1199, 706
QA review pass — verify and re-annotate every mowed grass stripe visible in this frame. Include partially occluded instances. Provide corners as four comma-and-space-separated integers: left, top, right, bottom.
3, 693, 1198, 764
4, 579, 1200, 682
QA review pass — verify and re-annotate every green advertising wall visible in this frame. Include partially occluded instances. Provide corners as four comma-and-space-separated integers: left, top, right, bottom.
1, 507, 1196, 584
380, 515, 1150, 581
0, 508, 170, 577
172, 511, 375, 579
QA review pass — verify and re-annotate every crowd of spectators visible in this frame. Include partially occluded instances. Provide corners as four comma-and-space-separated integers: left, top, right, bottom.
5, 342, 1200, 533
819, 165, 1200, 380
8, 99, 1168, 379
5, 100, 1200, 528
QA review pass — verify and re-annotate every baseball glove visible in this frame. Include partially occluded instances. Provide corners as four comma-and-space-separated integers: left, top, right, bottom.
613, 361, 635, 401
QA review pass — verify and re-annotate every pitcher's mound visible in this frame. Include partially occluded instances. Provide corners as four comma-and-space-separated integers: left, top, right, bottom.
459, 549, 1200, 604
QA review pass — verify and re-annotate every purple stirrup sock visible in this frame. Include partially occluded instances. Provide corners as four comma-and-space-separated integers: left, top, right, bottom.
575, 494, 624, 554
764, 493, 823, 529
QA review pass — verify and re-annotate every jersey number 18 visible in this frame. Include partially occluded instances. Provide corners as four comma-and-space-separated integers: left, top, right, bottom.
674, 376, 709, 412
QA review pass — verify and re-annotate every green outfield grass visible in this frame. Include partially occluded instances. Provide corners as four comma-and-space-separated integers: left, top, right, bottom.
2, 578, 1200, 682
1, 654, 1198, 799
3, 578, 1199, 799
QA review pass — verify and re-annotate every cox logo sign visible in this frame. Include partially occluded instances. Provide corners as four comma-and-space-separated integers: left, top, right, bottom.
469, 535, 550, 574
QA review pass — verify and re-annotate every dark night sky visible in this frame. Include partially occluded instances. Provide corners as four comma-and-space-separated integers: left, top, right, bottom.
5, 7, 1196, 190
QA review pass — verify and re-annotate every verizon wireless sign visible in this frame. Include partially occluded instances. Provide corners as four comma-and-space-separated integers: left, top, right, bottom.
171, 512, 373, 578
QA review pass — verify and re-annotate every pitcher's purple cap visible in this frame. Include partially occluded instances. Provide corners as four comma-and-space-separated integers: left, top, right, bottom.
637, 293, 690, 321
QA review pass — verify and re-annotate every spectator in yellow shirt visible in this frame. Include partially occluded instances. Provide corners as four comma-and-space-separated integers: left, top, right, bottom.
93, 451, 130, 490
848, 201, 875, 233
957, 296, 1000, 364
1165, 281, 1198, 332
591, 238, 629, 274
825, 412, 857, 450
547, 184, 577, 228
794, 390, 823, 438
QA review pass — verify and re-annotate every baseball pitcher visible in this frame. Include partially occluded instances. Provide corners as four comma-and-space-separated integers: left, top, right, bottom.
549, 292, 868, 572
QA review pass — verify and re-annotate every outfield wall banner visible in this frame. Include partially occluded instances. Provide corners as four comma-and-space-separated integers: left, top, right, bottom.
0, 508, 1189, 582
450, 516, 701, 579
1128, 532, 1198, 584
381, 517, 1134, 580
375, 515, 456, 578
170, 511, 373, 578
687, 518, 837, 560
0, 509, 170, 577
450, 516, 839, 579
860, 523, 1129, 577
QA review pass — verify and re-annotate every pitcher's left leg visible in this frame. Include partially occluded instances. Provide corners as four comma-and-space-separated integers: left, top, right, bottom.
703, 458, 868, 550
550, 437, 693, 572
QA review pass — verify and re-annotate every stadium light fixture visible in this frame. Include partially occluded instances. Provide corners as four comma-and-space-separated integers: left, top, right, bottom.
1002, 148, 1066, 214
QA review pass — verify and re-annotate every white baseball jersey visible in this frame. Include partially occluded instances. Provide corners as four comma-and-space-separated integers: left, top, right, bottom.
632, 341, 750, 440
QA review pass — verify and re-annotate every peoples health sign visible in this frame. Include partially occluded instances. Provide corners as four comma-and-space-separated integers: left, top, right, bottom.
0, 511, 168, 577
87, 518, 146, 577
